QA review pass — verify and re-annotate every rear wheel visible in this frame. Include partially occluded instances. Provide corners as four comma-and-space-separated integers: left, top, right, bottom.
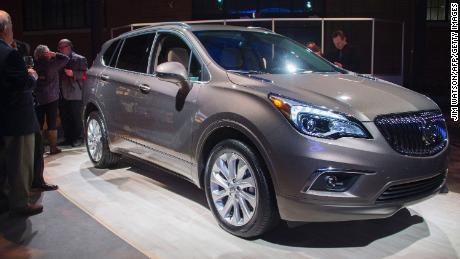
85, 111, 120, 168
204, 139, 279, 238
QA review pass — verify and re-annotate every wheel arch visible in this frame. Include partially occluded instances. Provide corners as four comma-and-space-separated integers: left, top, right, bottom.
195, 117, 279, 195
83, 101, 100, 125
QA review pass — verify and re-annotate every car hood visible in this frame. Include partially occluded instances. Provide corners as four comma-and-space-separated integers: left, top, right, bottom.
227, 72, 439, 121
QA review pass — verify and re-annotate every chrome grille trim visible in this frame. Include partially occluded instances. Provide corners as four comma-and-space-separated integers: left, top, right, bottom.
374, 110, 447, 156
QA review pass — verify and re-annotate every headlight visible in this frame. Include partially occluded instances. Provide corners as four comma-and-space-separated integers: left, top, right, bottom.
269, 94, 371, 139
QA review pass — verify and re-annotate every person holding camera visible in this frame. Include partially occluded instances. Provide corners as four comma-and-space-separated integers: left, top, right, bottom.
33, 45, 69, 154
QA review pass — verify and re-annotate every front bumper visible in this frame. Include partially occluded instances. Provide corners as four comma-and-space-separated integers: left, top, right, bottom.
277, 182, 443, 222
266, 122, 449, 222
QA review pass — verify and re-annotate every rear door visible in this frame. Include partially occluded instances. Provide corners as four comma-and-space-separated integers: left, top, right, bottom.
95, 39, 123, 139
102, 32, 156, 151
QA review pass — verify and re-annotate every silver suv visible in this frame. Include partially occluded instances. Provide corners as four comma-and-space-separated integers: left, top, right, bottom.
83, 23, 448, 238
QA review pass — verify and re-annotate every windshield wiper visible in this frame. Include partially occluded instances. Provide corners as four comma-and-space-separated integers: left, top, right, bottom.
227, 69, 266, 75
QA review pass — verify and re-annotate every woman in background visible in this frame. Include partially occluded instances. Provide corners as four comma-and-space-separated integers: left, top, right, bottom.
33, 45, 68, 155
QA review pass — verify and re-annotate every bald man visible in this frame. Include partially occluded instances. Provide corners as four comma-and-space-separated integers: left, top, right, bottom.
58, 38, 88, 147
0, 10, 43, 215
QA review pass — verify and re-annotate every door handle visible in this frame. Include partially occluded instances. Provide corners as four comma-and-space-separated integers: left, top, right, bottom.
100, 74, 110, 81
138, 83, 151, 93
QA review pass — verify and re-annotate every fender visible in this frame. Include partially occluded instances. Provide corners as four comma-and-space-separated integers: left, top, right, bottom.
193, 113, 279, 192
82, 98, 114, 147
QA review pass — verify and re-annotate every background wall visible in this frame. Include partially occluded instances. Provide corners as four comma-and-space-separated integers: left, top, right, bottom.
0, 0, 450, 107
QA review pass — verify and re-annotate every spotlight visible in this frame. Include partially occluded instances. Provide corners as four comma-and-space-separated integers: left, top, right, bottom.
306, 1, 313, 11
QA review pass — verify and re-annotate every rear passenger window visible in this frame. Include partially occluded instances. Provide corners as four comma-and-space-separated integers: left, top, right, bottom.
102, 39, 120, 67
116, 33, 155, 73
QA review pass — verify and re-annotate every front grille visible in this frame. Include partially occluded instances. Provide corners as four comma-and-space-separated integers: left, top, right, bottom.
376, 173, 445, 203
374, 110, 447, 156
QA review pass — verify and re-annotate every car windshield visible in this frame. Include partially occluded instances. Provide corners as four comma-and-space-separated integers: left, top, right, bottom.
193, 30, 342, 74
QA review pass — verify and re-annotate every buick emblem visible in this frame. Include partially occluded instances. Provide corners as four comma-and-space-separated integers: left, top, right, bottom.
421, 123, 439, 146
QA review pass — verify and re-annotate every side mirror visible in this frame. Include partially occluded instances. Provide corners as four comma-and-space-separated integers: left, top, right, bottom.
156, 62, 189, 88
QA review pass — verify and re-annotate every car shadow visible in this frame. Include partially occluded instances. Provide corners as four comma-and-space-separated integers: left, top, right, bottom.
84, 156, 432, 250
85, 156, 209, 208
260, 208, 427, 248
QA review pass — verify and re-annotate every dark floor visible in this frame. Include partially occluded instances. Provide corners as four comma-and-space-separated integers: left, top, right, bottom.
0, 191, 147, 259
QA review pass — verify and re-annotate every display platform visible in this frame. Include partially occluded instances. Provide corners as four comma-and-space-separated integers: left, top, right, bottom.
37, 148, 460, 258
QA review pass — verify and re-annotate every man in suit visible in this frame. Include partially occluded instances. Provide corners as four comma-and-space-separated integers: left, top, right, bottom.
325, 30, 360, 72
58, 39, 88, 147
0, 10, 43, 215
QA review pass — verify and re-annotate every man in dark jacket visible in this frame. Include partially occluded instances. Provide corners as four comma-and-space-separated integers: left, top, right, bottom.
325, 30, 360, 72
0, 10, 43, 215
58, 39, 88, 147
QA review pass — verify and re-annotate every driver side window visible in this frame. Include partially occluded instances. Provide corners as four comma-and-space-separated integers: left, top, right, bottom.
151, 32, 208, 82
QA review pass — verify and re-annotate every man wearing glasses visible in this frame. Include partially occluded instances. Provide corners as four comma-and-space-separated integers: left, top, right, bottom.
58, 39, 88, 147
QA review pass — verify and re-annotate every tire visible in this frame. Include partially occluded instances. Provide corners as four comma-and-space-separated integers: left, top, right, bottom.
204, 139, 279, 238
85, 111, 120, 168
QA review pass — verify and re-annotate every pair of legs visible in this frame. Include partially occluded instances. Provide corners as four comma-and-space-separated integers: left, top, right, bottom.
32, 131, 58, 191
36, 100, 61, 154
60, 99, 83, 146
0, 134, 42, 215
59, 99, 83, 146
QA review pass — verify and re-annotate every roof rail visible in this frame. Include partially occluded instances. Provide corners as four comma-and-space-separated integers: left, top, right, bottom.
136, 22, 191, 29
111, 22, 191, 38
246, 26, 274, 33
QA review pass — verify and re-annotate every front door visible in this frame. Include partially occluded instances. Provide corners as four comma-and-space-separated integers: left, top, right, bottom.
131, 31, 209, 176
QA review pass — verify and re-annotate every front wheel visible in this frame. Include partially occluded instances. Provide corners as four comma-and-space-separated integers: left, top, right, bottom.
85, 111, 120, 168
204, 139, 279, 238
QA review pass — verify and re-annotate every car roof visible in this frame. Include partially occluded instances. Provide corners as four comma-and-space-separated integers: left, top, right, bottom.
189, 24, 272, 32
116, 23, 274, 39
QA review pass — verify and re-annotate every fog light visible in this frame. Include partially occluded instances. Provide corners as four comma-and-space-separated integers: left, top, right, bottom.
310, 172, 360, 192
325, 175, 339, 188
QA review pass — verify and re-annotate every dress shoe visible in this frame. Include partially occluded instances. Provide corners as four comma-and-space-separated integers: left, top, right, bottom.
11, 203, 43, 216
32, 183, 59, 192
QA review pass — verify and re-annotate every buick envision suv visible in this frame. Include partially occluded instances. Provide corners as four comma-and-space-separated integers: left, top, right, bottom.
83, 23, 448, 238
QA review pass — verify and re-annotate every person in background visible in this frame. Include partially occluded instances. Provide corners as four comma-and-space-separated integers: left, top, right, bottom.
325, 30, 360, 72
58, 39, 88, 147
306, 41, 322, 56
10, 38, 58, 192
33, 45, 69, 154
0, 10, 43, 216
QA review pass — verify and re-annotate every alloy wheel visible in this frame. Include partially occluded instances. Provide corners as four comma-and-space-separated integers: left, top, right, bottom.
87, 118, 103, 162
210, 152, 258, 226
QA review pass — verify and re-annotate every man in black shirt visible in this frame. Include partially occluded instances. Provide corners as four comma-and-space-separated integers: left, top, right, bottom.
326, 30, 360, 72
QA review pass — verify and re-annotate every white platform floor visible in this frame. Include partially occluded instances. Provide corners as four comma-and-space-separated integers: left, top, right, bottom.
44, 148, 460, 259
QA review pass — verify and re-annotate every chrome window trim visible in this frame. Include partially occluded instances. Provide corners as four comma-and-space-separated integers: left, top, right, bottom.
101, 39, 122, 67
98, 27, 211, 84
